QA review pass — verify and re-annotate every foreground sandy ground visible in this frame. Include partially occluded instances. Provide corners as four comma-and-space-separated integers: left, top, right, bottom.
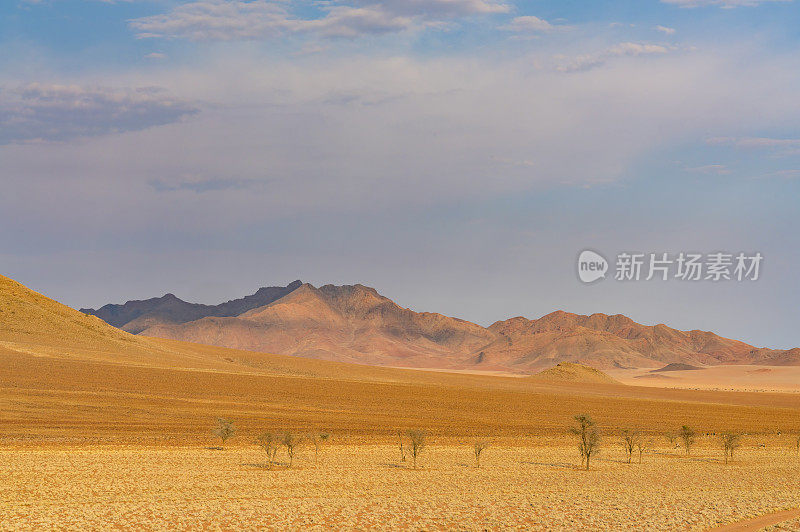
2, 442, 798, 531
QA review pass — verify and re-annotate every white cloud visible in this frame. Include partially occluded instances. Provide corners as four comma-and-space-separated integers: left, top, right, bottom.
500, 16, 555, 33
655, 25, 676, 35
361, 0, 510, 16
130, 1, 305, 41
129, 0, 507, 41
661, 0, 792, 7
0, 84, 198, 144
556, 42, 675, 72
3, 35, 800, 246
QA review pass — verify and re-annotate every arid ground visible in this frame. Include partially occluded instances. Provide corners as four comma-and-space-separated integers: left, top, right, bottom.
2, 275, 800, 530
2, 442, 800, 530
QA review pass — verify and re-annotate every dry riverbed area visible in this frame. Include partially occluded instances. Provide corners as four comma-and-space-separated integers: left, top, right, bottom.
1, 443, 799, 531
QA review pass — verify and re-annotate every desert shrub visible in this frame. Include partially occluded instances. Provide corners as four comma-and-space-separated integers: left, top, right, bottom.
406, 430, 427, 469
308, 431, 330, 466
283, 432, 300, 468
397, 430, 406, 462
212, 418, 236, 448
620, 429, 640, 464
720, 432, 742, 464
570, 414, 600, 471
255, 432, 280, 468
663, 431, 677, 447
473, 441, 489, 468
636, 437, 652, 464
680, 425, 696, 455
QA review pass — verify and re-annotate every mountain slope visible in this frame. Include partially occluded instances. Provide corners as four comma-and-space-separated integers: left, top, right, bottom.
142, 283, 497, 368
479, 311, 789, 371
88, 281, 800, 372
81, 280, 302, 334
1, 274, 141, 350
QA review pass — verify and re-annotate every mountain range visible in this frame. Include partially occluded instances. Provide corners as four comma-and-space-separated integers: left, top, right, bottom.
81, 281, 800, 373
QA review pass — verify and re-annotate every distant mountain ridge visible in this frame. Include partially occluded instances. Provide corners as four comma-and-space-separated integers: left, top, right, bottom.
82, 281, 800, 372
81, 280, 302, 334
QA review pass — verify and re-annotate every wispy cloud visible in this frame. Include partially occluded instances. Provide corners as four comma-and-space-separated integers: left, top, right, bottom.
556, 42, 676, 72
685, 164, 731, 175
655, 25, 676, 35
0, 84, 198, 144
755, 169, 800, 179
707, 136, 800, 155
130, 0, 508, 41
500, 16, 558, 33
364, 0, 510, 16
661, 0, 792, 7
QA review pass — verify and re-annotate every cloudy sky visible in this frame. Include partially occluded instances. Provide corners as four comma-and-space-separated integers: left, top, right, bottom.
2, 0, 799, 348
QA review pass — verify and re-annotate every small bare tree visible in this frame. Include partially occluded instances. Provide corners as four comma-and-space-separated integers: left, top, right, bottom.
636, 437, 652, 464
664, 431, 677, 448
212, 418, 236, 448
283, 432, 300, 468
795, 433, 800, 456
407, 430, 427, 469
397, 430, 407, 462
473, 441, 489, 468
680, 425, 696, 456
308, 432, 329, 466
720, 432, 741, 464
256, 432, 280, 468
570, 414, 600, 471
620, 429, 639, 464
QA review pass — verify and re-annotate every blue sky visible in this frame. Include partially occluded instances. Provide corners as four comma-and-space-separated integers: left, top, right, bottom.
1, 0, 799, 348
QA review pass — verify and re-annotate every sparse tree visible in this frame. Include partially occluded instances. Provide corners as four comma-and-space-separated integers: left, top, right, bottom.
397, 430, 407, 462
795, 433, 800, 456
473, 441, 489, 468
212, 418, 236, 448
283, 432, 300, 468
620, 429, 640, 464
256, 431, 280, 468
636, 437, 652, 464
407, 430, 427, 469
570, 414, 600, 471
308, 432, 329, 466
680, 425, 696, 456
664, 431, 677, 448
720, 432, 742, 464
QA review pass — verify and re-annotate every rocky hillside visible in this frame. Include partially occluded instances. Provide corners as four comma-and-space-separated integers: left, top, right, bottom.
81, 281, 302, 334
84, 282, 800, 372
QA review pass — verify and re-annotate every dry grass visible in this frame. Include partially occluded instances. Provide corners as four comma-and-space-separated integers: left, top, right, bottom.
1, 442, 798, 530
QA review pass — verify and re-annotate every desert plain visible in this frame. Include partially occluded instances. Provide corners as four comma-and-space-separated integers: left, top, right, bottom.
2, 274, 800, 530
2, 442, 800, 531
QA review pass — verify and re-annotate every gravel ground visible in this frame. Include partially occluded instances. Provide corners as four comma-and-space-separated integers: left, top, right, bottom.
1, 444, 798, 531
